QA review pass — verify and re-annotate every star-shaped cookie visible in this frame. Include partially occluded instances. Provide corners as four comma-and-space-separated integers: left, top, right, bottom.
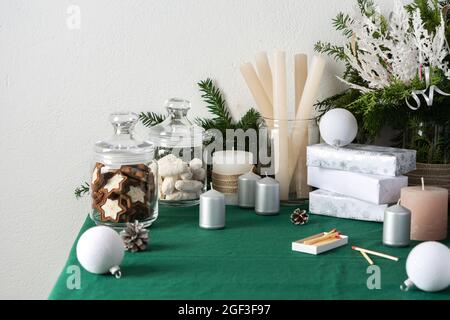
127, 185, 146, 204
100, 198, 126, 222
103, 173, 127, 193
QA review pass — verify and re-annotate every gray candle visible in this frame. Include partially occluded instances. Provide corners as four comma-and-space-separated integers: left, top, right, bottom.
383, 202, 411, 247
238, 171, 261, 208
199, 187, 226, 229
255, 176, 280, 215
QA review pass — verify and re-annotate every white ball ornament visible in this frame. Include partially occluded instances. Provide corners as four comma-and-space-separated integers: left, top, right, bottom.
319, 108, 358, 147
401, 241, 450, 292
76, 226, 125, 278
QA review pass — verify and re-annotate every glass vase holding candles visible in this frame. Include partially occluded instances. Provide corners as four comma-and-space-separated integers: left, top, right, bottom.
260, 117, 319, 203
148, 98, 206, 206
90, 112, 158, 229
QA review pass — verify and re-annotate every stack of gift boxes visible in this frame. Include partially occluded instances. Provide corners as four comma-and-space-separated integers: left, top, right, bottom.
307, 144, 417, 222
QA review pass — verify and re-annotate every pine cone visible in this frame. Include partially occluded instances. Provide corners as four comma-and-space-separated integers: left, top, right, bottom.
290, 209, 309, 225
120, 220, 149, 252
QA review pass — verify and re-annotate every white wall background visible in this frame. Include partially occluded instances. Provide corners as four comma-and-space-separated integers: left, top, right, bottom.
0, 0, 393, 299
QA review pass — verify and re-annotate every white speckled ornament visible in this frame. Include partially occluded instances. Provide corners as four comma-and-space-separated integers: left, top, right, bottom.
76, 226, 125, 278
319, 108, 358, 147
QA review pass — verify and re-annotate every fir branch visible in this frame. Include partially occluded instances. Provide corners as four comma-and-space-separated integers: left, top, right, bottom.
74, 182, 90, 199
197, 78, 234, 128
235, 108, 261, 130
406, 0, 442, 32
333, 12, 353, 38
194, 118, 219, 131
314, 41, 347, 61
139, 112, 166, 128
357, 0, 376, 17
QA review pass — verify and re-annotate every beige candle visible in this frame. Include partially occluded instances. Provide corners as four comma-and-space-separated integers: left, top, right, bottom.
273, 51, 289, 200
400, 179, 448, 241
240, 62, 273, 119
288, 56, 326, 180
294, 53, 308, 111
255, 52, 273, 104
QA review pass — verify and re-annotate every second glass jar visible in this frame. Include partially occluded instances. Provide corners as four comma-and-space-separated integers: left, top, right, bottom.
148, 98, 206, 206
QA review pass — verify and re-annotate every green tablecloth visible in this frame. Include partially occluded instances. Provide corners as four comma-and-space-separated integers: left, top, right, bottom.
49, 205, 450, 300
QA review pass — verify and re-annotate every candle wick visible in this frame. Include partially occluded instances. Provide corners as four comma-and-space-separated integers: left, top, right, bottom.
250, 165, 255, 173
264, 171, 268, 177
210, 182, 214, 190
421, 177, 425, 191
397, 199, 401, 205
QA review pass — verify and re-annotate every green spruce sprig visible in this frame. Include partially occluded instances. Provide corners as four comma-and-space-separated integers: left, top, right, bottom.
74, 182, 90, 199
197, 78, 234, 129
139, 111, 166, 127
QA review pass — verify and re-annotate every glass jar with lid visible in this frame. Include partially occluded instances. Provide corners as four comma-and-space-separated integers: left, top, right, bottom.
90, 112, 158, 228
148, 98, 206, 206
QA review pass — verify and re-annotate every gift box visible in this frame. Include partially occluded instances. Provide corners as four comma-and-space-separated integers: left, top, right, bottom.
307, 167, 408, 204
309, 189, 387, 222
307, 143, 416, 176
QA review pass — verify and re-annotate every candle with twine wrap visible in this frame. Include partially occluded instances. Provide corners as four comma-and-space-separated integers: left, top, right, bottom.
211, 150, 254, 203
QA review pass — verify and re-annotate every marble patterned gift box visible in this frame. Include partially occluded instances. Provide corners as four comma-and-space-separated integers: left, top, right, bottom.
307, 144, 416, 177
309, 189, 387, 222
307, 166, 408, 204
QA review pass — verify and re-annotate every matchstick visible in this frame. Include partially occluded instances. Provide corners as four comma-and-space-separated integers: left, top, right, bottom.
352, 246, 399, 262
312, 236, 341, 247
360, 251, 374, 265
303, 231, 339, 245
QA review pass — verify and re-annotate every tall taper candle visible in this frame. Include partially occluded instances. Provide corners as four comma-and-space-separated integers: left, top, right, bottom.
240, 63, 273, 119
255, 52, 273, 104
294, 53, 308, 111
273, 51, 289, 200
288, 56, 326, 180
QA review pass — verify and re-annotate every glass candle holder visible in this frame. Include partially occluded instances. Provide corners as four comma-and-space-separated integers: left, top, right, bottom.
259, 117, 319, 203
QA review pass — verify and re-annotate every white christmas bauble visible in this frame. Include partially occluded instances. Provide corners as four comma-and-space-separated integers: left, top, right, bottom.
403, 241, 450, 292
76, 226, 124, 277
319, 108, 358, 147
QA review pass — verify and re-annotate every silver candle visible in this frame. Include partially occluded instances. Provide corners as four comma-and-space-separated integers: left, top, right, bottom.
255, 177, 280, 215
383, 202, 411, 247
238, 171, 261, 208
199, 188, 226, 229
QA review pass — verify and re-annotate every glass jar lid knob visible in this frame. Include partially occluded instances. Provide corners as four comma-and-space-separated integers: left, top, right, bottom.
109, 112, 139, 135
165, 98, 191, 119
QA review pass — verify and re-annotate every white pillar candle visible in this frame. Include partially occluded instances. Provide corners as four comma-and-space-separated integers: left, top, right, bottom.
212, 150, 254, 175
